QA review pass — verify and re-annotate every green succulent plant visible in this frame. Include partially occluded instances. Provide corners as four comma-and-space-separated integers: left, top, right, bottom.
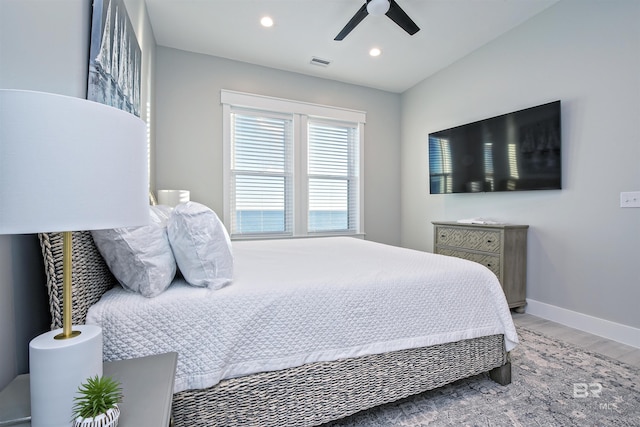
72, 375, 123, 420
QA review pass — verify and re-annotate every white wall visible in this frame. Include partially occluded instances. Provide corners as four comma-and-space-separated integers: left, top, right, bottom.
401, 0, 640, 332
0, 0, 156, 389
155, 48, 402, 246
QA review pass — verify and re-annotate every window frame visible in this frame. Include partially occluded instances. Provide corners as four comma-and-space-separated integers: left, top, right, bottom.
306, 117, 361, 235
221, 90, 365, 240
228, 109, 294, 237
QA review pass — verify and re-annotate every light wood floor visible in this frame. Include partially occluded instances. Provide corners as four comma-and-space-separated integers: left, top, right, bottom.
512, 312, 640, 368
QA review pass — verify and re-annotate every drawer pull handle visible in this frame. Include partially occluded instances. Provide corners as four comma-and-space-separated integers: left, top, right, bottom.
487, 239, 493, 243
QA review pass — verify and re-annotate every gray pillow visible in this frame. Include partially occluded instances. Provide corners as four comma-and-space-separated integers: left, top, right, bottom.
167, 202, 233, 289
91, 205, 177, 297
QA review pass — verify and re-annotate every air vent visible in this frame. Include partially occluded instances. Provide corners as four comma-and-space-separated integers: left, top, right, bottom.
310, 57, 331, 67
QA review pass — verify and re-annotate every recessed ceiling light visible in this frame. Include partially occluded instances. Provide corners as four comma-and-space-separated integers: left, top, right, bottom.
260, 16, 274, 28
369, 47, 382, 57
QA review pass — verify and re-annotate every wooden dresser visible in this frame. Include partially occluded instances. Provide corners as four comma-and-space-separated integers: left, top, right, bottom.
432, 221, 528, 312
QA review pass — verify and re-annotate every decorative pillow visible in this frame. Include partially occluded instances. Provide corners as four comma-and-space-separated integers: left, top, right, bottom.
167, 201, 233, 290
91, 205, 177, 298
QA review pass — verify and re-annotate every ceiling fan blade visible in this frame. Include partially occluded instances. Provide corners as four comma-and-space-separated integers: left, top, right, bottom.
334, 3, 369, 41
386, 0, 420, 36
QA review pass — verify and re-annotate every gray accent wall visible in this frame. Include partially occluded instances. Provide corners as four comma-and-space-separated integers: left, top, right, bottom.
0, 0, 91, 391
400, 0, 640, 329
154, 48, 402, 246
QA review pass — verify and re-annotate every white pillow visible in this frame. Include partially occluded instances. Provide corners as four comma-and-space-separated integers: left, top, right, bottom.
167, 202, 233, 289
91, 205, 177, 298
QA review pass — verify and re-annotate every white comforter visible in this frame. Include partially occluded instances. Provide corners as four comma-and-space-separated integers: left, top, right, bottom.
86, 237, 518, 393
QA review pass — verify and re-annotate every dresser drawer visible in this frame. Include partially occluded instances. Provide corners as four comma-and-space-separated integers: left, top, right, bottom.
435, 227, 501, 253
437, 248, 501, 278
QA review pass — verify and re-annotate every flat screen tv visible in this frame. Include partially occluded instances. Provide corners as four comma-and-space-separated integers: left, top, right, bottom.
428, 100, 561, 194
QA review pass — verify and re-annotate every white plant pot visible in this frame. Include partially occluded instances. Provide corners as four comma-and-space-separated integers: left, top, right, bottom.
73, 405, 120, 427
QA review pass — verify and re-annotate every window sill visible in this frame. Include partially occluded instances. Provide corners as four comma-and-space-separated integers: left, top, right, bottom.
231, 232, 366, 242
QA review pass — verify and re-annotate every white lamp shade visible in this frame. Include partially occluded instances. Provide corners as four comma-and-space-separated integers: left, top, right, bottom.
0, 89, 149, 234
157, 189, 190, 207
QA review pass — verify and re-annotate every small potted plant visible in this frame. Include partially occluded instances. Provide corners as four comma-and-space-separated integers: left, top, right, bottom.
72, 375, 123, 427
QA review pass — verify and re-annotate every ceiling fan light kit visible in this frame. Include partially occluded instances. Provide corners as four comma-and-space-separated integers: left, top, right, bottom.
335, 0, 420, 41
367, 0, 390, 16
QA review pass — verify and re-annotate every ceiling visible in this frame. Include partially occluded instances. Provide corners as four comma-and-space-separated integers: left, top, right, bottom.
145, 0, 558, 93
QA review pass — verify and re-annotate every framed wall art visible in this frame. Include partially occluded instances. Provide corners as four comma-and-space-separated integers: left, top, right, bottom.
88, 0, 141, 117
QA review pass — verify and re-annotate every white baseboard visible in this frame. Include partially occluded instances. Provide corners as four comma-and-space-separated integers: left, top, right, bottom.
525, 299, 640, 349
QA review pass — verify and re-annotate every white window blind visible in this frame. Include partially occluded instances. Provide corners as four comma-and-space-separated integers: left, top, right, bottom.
230, 111, 293, 236
222, 90, 365, 239
308, 120, 359, 233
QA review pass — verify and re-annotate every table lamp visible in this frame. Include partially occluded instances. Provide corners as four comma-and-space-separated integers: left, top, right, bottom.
0, 89, 149, 426
157, 189, 190, 207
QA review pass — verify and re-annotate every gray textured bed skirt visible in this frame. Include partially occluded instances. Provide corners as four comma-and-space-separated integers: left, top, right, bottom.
173, 334, 507, 427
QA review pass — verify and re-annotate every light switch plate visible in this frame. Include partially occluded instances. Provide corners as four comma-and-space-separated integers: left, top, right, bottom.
620, 191, 640, 208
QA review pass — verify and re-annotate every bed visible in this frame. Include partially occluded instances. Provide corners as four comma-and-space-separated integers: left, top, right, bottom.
39, 230, 517, 427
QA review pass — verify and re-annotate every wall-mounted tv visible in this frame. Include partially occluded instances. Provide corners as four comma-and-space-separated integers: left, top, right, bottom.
428, 100, 561, 194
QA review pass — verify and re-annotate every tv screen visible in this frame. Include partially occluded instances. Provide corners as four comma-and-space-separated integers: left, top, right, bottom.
428, 101, 561, 194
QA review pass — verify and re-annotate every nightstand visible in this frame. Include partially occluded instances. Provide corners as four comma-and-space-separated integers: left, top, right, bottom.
0, 352, 177, 427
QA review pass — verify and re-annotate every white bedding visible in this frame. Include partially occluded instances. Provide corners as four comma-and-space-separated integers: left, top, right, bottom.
86, 237, 518, 393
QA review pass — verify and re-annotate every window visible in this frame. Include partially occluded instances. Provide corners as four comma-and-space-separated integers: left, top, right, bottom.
230, 112, 293, 235
307, 120, 359, 233
222, 90, 365, 239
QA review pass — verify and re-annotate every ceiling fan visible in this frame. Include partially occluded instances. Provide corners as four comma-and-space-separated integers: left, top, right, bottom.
335, 0, 420, 41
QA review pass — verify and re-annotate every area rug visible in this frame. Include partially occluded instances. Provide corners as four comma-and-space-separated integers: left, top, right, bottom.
322, 327, 640, 426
